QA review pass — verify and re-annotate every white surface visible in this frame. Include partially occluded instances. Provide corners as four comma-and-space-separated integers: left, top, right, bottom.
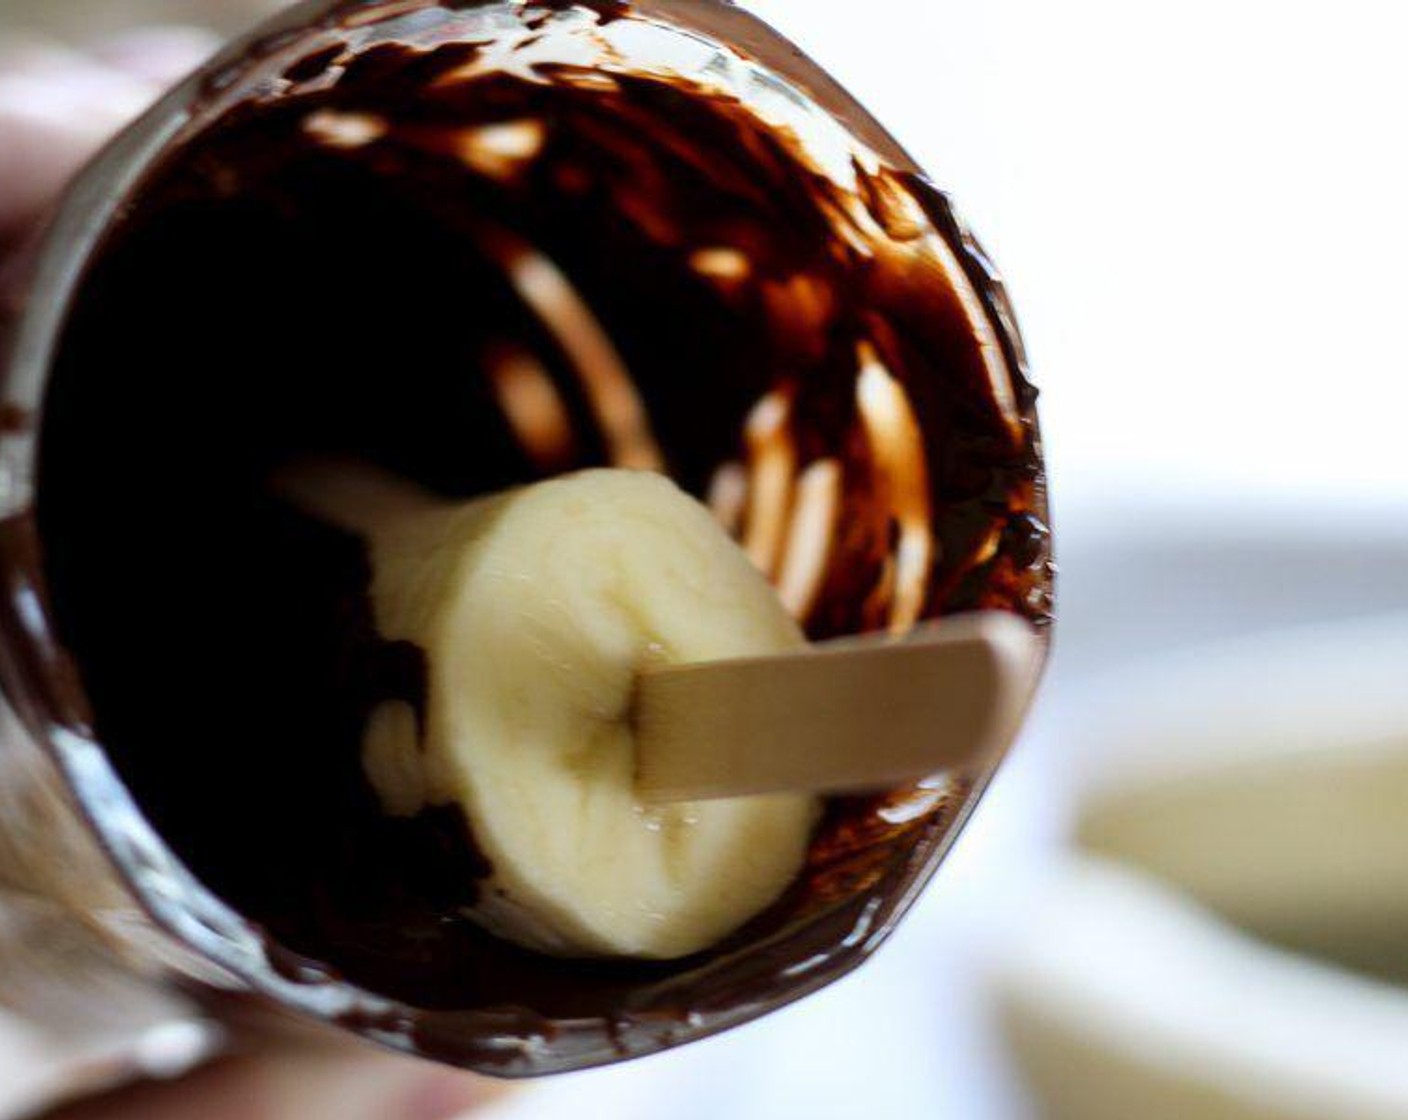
751, 0, 1408, 515
1067, 612, 1408, 791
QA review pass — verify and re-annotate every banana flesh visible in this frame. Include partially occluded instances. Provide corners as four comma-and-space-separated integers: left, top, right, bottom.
359, 469, 819, 960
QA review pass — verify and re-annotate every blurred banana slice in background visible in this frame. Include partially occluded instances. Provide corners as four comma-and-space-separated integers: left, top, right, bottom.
996, 858, 1408, 1120
995, 614, 1408, 1118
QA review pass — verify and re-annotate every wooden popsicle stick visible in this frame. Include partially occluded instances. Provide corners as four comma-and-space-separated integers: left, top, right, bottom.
633, 612, 1043, 803
277, 462, 1044, 804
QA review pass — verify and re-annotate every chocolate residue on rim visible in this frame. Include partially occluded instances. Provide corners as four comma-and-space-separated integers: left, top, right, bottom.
14, 0, 1051, 1076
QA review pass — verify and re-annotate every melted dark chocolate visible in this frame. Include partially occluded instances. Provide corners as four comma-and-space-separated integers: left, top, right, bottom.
10, 0, 1050, 1075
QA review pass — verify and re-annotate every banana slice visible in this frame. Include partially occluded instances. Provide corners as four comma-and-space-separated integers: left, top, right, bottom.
995, 857, 1408, 1120
1071, 615, 1408, 977
994, 615, 1408, 1116
358, 469, 819, 960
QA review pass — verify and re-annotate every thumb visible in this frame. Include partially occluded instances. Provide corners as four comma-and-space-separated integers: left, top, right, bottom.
39, 1041, 505, 1120
0, 32, 215, 241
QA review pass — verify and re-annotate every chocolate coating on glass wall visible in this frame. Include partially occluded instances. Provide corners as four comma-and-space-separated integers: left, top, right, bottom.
14, 0, 1050, 1075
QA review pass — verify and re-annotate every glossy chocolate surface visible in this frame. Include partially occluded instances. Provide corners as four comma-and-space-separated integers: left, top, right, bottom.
7, 0, 1050, 1075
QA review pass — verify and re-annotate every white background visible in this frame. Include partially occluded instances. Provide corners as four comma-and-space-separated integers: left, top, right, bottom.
757, 0, 1408, 516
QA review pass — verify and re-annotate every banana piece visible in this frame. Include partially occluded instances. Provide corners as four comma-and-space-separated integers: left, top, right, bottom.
994, 615, 1408, 1117
995, 857, 1408, 1120
357, 469, 819, 960
1071, 614, 1408, 978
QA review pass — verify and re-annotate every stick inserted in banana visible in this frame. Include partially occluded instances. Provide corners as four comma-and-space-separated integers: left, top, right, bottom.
278, 464, 1040, 961
282, 465, 817, 960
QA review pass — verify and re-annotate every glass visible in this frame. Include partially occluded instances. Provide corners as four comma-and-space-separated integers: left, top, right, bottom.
0, 0, 1050, 1078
